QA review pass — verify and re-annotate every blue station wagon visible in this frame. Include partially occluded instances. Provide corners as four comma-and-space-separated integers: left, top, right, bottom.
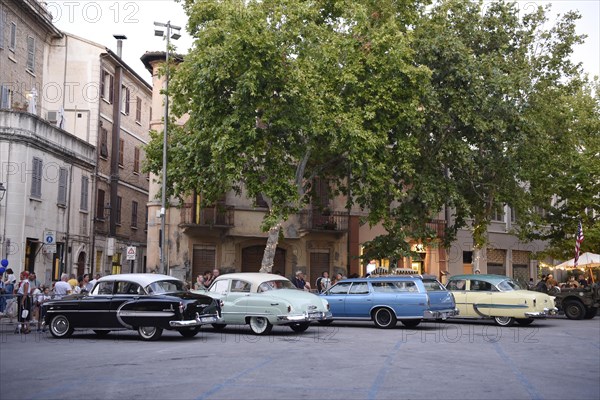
320, 276, 458, 328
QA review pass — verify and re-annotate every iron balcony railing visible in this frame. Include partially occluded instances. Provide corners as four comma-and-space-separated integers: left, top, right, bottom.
179, 203, 234, 227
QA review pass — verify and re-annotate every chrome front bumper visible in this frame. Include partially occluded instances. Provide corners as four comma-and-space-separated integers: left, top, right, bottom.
524, 307, 558, 318
169, 313, 220, 328
276, 311, 333, 323
424, 308, 460, 320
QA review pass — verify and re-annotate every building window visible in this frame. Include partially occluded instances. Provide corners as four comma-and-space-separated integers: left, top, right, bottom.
9, 22, 16, 51
31, 157, 42, 198
116, 196, 122, 225
149, 106, 152, 123
135, 97, 142, 123
119, 138, 124, 166
533, 206, 547, 218
131, 200, 138, 228
0, 85, 12, 109
510, 206, 517, 223
58, 167, 68, 206
99, 127, 108, 158
96, 189, 105, 220
121, 85, 130, 115
133, 147, 140, 173
0, 12, 5, 49
80, 176, 89, 211
491, 207, 505, 222
100, 70, 114, 103
26, 36, 35, 73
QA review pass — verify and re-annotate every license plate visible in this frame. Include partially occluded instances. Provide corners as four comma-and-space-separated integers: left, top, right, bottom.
308, 312, 322, 319
201, 316, 217, 323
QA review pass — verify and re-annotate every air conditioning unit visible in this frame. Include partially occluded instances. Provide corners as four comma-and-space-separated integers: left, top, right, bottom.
46, 110, 58, 124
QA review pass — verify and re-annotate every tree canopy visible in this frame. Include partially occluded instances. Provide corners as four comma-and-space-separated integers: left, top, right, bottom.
145, 0, 599, 267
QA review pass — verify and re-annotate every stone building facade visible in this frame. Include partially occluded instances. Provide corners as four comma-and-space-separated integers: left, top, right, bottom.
44, 33, 152, 277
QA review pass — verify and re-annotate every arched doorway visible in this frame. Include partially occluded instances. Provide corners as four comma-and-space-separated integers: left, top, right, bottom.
76, 252, 86, 277
242, 245, 285, 274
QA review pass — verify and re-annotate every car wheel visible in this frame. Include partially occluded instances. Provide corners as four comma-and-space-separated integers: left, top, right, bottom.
400, 319, 421, 328
49, 314, 74, 338
583, 307, 598, 319
372, 308, 397, 329
564, 300, 586, 320
249, 317, 273, 335
494, 316, 515, 327
290, 322, 310, 333
93, 330, 111, 337
515, 318, 534, 326
178, 327, 201, 338
211, 323, 227, 331
137, 326, 163, 341
318, 320, 334, 326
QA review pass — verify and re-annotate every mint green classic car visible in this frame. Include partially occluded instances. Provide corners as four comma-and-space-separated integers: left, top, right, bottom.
446, 274, 557, 326
195, 273, 332, 335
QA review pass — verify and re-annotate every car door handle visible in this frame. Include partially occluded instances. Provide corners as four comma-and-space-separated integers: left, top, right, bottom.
270, 303, 279, 306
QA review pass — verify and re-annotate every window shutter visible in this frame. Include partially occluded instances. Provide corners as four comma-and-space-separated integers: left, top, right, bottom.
58, 168, 68, 205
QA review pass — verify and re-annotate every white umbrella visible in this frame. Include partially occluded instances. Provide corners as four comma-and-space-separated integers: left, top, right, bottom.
553, 252, 600, 269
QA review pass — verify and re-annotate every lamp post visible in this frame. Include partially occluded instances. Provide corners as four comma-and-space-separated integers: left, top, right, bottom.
154, 21, 181, 275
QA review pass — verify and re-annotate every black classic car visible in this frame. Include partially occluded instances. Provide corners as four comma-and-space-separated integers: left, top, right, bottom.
43, 274, 221, 340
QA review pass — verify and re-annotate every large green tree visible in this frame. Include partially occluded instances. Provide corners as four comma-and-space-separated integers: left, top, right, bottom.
145, 0, 433, 271
519, 79, 600, 259
408, 0, 591, 270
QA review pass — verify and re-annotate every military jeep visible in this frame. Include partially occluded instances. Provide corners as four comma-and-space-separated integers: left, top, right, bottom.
552, 283, 599, 320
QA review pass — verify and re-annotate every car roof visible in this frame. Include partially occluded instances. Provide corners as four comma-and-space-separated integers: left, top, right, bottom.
97, 273, 180, 287
213, 272, 290, 284
339, 276, 425, 283
448, 274, 512, 284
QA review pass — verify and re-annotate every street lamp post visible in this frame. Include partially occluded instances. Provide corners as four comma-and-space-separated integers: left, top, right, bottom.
154, 21, 181, 275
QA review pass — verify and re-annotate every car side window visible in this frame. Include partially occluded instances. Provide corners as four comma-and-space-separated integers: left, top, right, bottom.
470, 280, 492, 291
231, 280, 251, 293
349, 282, 369, 294
210, 280, 229, 293
115, 282, 141, 295
328, 282, 352, 295
447, 280, 466, 290
95, 281, 114, 295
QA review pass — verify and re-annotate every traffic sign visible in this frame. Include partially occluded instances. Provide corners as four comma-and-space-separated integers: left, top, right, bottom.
43, 230, 56, 254
126, 246, 137, 261
44, 230, 55, 245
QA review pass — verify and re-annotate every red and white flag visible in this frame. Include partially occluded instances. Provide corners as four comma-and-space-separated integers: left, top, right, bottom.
574, 221, 584, 268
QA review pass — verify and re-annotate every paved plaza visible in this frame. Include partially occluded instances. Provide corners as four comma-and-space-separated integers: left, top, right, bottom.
0, 316, 598, 400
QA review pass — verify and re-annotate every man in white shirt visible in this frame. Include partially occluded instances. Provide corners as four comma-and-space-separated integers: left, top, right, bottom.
366, 260, 377, 276
53, 273, 72, 299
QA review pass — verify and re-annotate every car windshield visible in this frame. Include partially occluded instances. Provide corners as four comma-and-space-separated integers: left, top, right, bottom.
258, 280, 296, 292
497, 279, 520, 291
145, 280, 185, 294
422, 279, 445, 291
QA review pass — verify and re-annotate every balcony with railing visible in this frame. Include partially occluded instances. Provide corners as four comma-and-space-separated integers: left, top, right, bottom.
425, 219, 446, 239
298, 210, 349, 232
179, 203, 234, 232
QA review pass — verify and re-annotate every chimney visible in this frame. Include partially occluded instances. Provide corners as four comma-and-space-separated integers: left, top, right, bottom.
113, 34, 127, 58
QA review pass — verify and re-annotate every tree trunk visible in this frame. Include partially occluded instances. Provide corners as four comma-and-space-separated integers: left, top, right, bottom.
259, 222, 282, 273
472, 246, 483, 273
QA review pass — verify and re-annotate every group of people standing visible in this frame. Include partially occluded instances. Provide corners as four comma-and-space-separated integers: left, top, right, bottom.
534, 273, 590, 293
193, 268, 221, 290
1, 269, 101, 334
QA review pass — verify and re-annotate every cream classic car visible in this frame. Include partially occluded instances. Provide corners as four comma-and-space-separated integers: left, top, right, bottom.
194, 273, 332, 335
446, 274, 557, 326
